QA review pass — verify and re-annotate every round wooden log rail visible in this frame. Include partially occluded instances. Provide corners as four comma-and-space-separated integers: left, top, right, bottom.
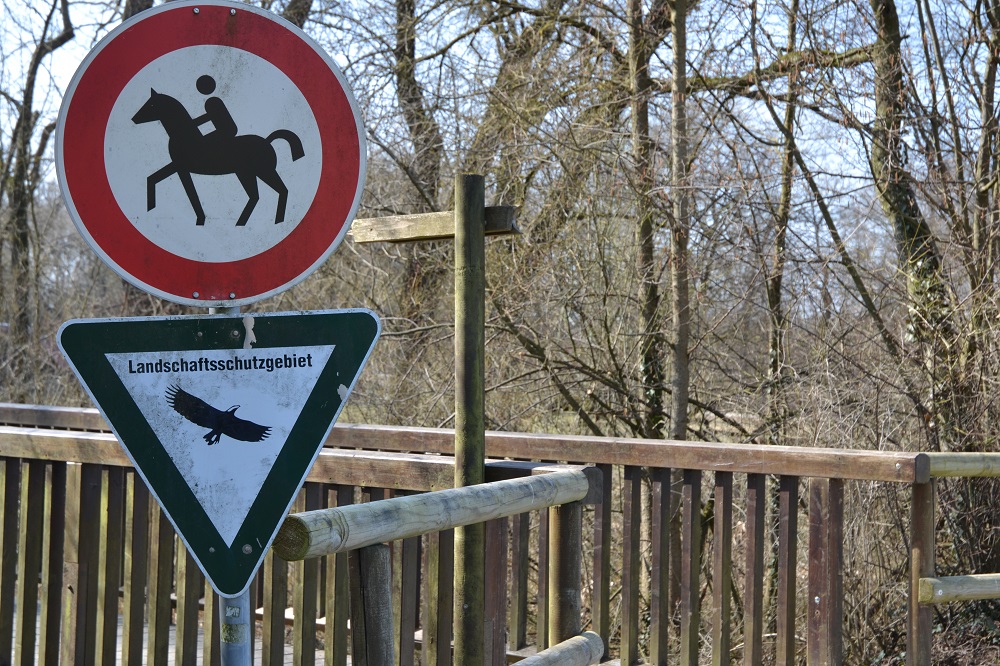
273, 469, 591, 561
919, 574, 1000, 604
514, 632, 605, 665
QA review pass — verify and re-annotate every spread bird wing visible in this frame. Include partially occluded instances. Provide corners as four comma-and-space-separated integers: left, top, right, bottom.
166, 385, 222, 429
223, 416, 271, 443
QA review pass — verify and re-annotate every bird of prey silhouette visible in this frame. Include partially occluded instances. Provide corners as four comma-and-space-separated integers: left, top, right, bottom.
166, 385, 271, 445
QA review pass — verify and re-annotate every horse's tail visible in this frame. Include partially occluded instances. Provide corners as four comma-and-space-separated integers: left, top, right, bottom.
267, 130, 305, 161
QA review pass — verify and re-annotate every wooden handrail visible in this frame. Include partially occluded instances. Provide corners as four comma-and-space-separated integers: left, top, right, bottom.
0, 404, 938, 482
273, 469, 593, 560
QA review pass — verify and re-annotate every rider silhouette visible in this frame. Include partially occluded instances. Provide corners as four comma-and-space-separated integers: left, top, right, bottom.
193, 75, 237, 138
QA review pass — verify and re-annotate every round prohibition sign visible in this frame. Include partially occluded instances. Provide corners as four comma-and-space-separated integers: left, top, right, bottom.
57, 0, 366, 307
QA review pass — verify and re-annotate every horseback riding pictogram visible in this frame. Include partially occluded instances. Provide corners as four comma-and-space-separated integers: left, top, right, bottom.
132, 75, 305, 227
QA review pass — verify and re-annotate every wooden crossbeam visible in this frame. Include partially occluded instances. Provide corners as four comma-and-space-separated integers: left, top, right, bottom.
349, 206, 519, 243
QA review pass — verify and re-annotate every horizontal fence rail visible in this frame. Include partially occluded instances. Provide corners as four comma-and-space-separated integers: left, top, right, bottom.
275, 469, 595, 560
3, 402, 1000, 665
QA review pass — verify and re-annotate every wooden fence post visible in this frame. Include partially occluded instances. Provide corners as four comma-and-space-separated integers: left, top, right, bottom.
548, 501, 582, 644
908, 481, 934, 666
454, 173, 486, 664
350, 543, 395, 666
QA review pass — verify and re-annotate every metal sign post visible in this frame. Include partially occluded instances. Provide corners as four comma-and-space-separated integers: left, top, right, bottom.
209, 306, 253, 664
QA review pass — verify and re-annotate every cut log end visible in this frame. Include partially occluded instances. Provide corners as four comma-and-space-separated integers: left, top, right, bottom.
273, 516, 311, 561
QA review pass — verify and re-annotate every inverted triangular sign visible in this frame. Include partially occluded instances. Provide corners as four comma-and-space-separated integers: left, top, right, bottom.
58, 309, 380, 597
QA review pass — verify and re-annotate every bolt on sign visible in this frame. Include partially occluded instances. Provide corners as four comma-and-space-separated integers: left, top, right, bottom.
56, 0, 366, 307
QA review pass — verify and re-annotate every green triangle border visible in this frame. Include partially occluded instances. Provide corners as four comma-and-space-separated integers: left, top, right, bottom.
58, 309, 380, 597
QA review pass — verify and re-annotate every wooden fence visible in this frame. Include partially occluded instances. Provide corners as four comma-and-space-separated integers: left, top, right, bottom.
0, 402, 997, 665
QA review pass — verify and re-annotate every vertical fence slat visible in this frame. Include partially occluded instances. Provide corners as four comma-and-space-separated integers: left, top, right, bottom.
591, 462, 612, 661
828, 479, 844, 664
711, 471, 733, 666
775, 475, 799, 666
508, 512, 530, 652
147, 505, 175, 666
97, 466, 124, 666
63, 463, 102, 665
39, 462, 66, 666
422, 528, 454, 666
263, 549, 289, 666
203, 589, 222, 666
650, 466, 672, 666
808, 477, 844, 665
537, 506, 550, 650
176, 547, 203, 665
679, 469, 703, 666
58, 462, 78, 665
908, 480, 934, 666
399, 525, 421, 666
743, 473, 766, 665
484, 517, 508, 666
0, 457, 22, 662
122, 472, 149, 666
14, 461, 45, 665
391, 490, 419, 666
292, 484, 322, 665
621, 465, 642, 666
325, 484, 353, 666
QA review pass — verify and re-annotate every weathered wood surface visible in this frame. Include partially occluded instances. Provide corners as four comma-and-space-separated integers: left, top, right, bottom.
919, 573, 1000, 603
590, 463, 612, 662
910, 481, 936, 666
484, 517, 508, 666
0, 403, 105, 431
514, 632, 604, 666
8, 403, 1000, 666
508, 512, 530, 651
679, 470, 702, 666
0, 414, 938, 482
743, 473, 766, 666
710, 472, 733, 666
547, 502, 581, 645
925, 453, 1000, 477
326, 423, 932, 482
454, 172, 487, 666
808, 478, 844, 666
275, 469, 591, 560
620, 465, 641, 665
350, 543, 395, 666
349, 205, 518, 243
422, 528, 454, 666
326, 484, 353, 666
775, 475, 799, 666
649, 466, 671, 665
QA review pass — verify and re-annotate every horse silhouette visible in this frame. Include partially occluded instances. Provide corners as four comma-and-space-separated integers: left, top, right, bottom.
132, 88, 305, 226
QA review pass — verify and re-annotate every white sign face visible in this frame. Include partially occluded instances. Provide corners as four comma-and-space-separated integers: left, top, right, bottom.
107, 346, 335, 546
105, 45, 323, 262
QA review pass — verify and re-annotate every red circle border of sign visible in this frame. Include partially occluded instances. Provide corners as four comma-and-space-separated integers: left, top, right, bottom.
58, 2, 364, 306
